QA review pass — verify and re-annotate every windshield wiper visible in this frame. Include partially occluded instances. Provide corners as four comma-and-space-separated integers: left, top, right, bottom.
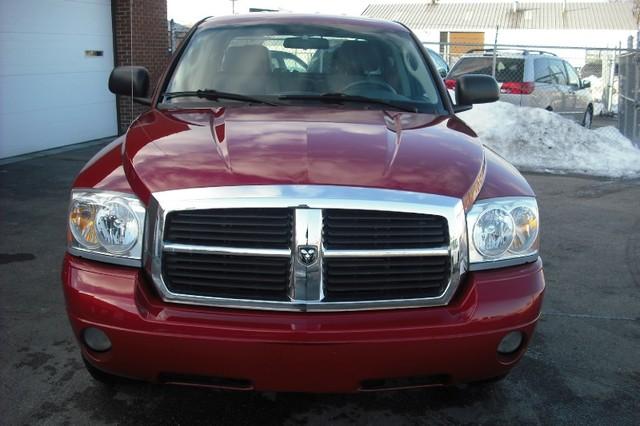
279, 93, 418, 113
162, 89, 277, 106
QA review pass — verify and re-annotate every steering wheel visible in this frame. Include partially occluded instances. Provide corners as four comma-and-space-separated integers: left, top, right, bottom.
342, 80, 397, 95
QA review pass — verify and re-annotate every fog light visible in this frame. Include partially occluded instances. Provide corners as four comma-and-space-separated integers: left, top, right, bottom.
83, 327, 112, 352
497, 331, 524, 355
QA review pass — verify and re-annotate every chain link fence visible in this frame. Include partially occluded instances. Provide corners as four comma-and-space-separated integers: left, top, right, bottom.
618, 51, 640, 145
424, 41, 640, 145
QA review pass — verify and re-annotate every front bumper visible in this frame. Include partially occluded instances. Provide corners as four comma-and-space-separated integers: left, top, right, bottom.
62, 254, 545, 392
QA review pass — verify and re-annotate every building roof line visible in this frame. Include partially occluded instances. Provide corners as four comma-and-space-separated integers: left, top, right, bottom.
362, 2, 639, 31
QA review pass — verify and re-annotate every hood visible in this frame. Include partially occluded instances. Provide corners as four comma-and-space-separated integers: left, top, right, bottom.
123, 106, 485, 204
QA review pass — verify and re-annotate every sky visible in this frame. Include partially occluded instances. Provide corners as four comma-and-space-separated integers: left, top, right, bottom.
168, 0, 614, 25
168, 0, 370, 25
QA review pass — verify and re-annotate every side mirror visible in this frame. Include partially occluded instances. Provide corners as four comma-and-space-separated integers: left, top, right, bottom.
582, 80, 591, 89
454, 74, 499, 112
108, 66, 151, 105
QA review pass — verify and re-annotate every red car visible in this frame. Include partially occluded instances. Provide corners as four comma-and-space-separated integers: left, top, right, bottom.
63, 14, 544, 392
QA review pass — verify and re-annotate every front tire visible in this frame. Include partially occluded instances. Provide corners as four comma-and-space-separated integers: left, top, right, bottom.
582, 107, 593, 129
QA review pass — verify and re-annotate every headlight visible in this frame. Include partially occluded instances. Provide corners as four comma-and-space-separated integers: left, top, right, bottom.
472, 208, 514, 257
467, 197, 539, 270
68, 190, 146, 266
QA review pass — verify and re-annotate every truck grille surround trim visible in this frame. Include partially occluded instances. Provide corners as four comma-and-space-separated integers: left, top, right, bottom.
145, 185, 467, 312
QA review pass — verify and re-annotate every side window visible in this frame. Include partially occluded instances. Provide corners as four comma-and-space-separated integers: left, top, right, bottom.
534, 58, 552, 83
283, 57, 306, 73
548, 60, 567, 85
429, 51, 447, 71
564, 62, 580, 87
449, 58, 493, 78
494, 58, 524, 82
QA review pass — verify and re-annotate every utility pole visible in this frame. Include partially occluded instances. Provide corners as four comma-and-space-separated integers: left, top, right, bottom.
492, 26, 499, 78
230, 0, 237, 14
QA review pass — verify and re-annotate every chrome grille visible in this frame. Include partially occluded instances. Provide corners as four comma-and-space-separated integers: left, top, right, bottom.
145, 185, 466, 311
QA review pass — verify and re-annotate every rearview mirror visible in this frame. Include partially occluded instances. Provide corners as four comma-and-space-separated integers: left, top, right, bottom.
283, 37, 329, 50
454, 74, 499, 112
108, 66, 151, 105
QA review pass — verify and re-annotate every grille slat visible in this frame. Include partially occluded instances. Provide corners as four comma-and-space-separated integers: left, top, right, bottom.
166, 233, 291, 244
326, 282, 444, 292
324, 222, 444, 229
324, 212, 443, 221
165, 256, 288, 267
170, 278, 287, 291
320, 258, 448, 268
328, 268, 447, 277
165, 208, 292, 249
325, 237, 447, 245
168, 271, 287, 284
325, 229, 446, 237
323, 209, 448, 250
170, 219, 290, 227
175, 212, 287, 219
168, 264, 286, 275
167, 225, 290, 235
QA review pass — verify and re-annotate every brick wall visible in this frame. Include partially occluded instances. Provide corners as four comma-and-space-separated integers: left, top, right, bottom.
112, 0, 169, 133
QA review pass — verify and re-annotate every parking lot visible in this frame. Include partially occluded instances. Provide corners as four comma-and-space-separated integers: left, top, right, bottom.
1, 141, 639, 425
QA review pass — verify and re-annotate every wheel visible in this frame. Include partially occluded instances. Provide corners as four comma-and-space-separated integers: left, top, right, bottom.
82, 356, 125, 385
582, 107, 593, 129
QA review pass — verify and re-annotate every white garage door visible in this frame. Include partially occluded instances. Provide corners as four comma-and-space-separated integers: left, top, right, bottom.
0, 0, 117, 159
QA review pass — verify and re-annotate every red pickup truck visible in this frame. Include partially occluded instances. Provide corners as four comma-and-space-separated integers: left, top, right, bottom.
63, 14, 544, 392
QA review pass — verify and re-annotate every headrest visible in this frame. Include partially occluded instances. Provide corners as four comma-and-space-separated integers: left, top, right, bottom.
332, 41, 382, 74
222, 45, 271, 74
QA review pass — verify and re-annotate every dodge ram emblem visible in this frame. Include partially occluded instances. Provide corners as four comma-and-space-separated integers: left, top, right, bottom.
298, 246, 318, 265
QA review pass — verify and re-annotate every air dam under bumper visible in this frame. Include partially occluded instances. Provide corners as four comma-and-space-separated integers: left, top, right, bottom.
62, 254, 545, 392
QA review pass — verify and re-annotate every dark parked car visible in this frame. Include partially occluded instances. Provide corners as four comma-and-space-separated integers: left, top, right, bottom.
64, 14, 544, 392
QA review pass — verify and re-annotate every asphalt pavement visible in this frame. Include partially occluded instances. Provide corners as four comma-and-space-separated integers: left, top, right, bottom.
1, 141, 639, 425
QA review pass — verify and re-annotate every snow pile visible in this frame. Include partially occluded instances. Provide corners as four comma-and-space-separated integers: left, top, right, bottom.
459, 101, 640, 178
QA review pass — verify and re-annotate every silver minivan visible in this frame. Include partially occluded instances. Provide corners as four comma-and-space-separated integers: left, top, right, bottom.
446, 50, 594, 128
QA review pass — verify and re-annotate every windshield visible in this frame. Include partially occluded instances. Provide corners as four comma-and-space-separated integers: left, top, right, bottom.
163, 23, 445, 113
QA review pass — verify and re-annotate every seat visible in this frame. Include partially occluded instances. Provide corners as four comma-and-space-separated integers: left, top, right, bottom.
331, 41, 382, 75
213, 45, 276, 95
329, 41, 386, 92
222, 45, 272, 74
